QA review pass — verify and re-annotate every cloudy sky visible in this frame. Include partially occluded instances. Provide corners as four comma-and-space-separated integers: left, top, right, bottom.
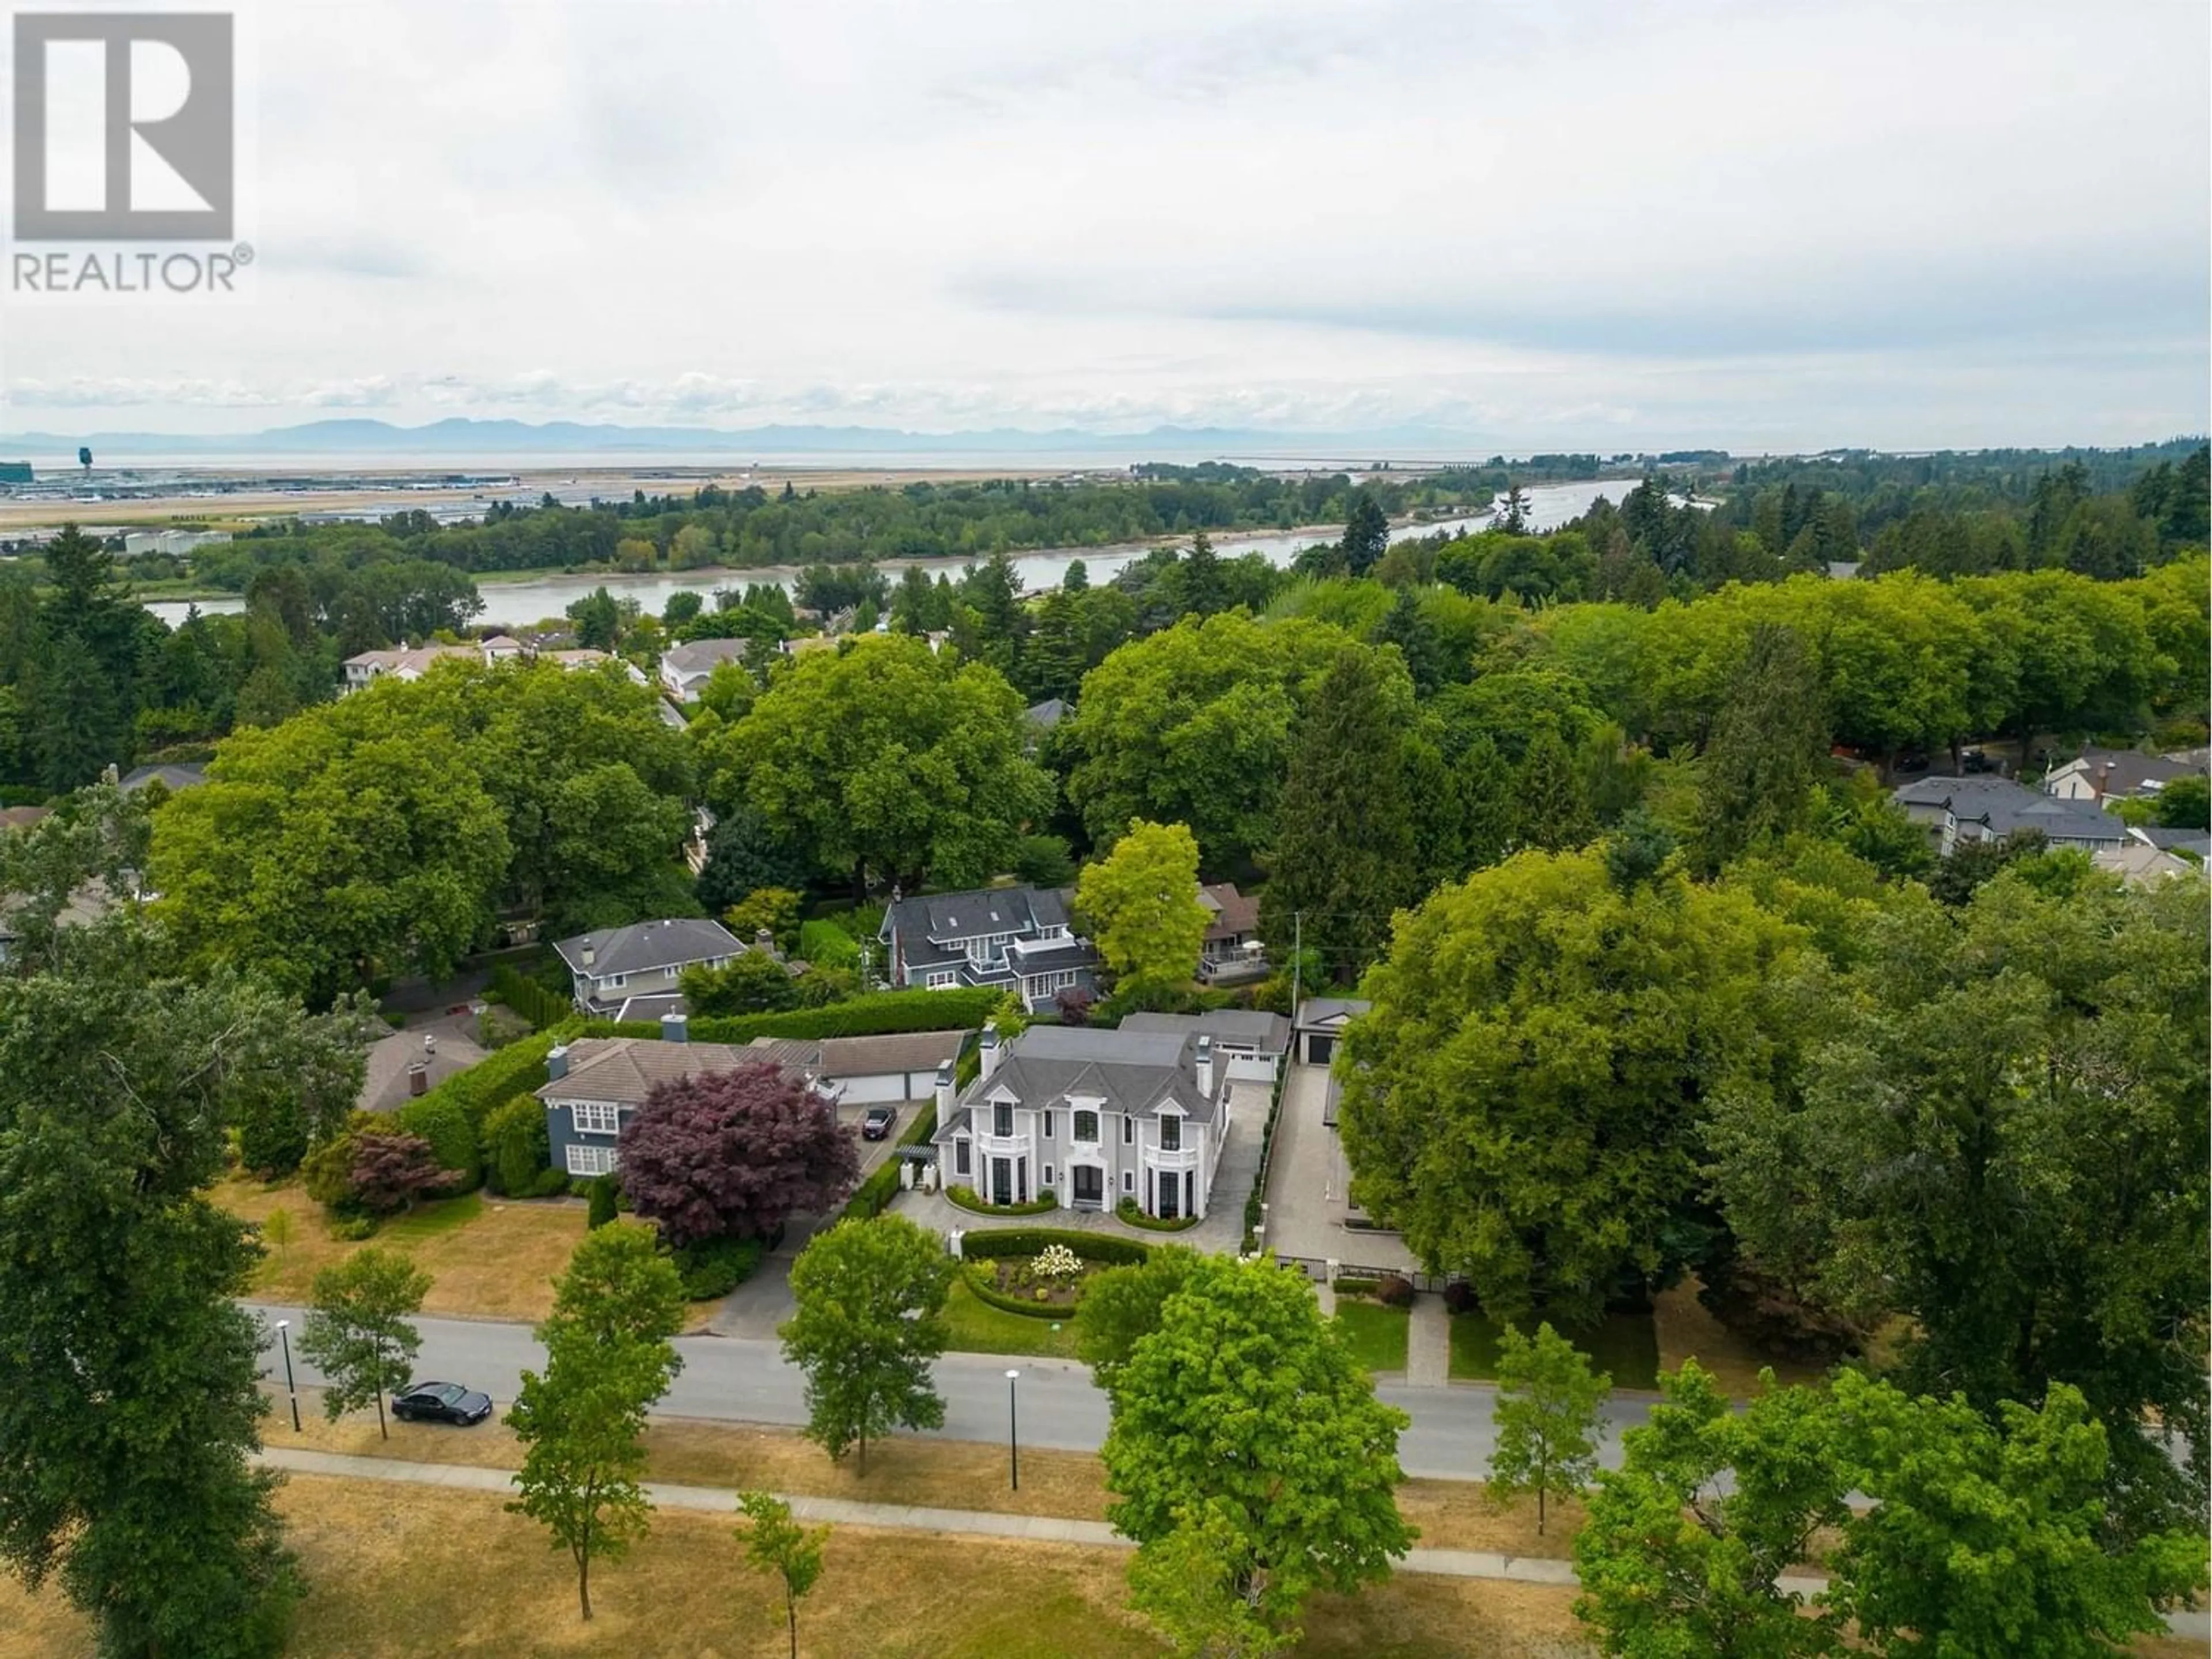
1, 0, 2206, 450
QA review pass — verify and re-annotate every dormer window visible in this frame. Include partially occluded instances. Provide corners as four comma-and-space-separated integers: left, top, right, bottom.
1160, 1115, 1181, 1152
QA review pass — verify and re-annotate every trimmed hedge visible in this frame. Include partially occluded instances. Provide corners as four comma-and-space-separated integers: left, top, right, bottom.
393, 1094, 479, 1193
839, 1100, 941, 1222
960, 1261, 1077, 1320
578, 986, 999, 1047
489, 964, 569, 1030
957, 1229, 1149, 1267
483, 1093, 554, 1196
946, 1184, 1058, 1218
1116, 1197, 1198, 1233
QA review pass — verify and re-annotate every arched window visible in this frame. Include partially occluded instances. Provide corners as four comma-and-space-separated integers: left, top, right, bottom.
1073, 1109, 1100, 1143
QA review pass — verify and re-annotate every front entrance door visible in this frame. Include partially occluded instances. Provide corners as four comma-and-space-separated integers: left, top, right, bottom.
990, 1158, 1013, 1206
1072, 1165, 1103, 1209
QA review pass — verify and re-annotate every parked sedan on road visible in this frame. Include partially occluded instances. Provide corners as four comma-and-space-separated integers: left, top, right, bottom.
391, 1381, 494, 1426
861, 1105, 898, 1141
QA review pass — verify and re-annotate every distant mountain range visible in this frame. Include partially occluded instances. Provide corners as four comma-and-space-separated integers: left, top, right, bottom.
0, 416, 1509, 463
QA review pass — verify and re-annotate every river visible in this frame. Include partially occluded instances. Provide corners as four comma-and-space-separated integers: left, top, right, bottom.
142, 479, 1632, 629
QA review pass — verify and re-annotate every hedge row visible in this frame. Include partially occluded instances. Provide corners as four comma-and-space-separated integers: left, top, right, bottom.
959, 1262, 1078, 1321
490, 964, 570, 1030
840, 1101, 940, 1222
1116, 1198, 1199, 1233
578, 986, 999, 1047
957, 1229, 1150, 1267
393, 1094, 479, 1192
946, 1184, 1058, 1218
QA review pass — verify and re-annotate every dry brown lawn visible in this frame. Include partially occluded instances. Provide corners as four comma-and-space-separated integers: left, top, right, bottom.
0, 1474, 1593, 1658
217, 1176, 586, 1320
271, 1389, 1575, 1557
1651, 1276, 1829, 1396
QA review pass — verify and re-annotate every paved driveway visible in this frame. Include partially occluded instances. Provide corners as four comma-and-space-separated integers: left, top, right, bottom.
1261, 1062, 1419, 1275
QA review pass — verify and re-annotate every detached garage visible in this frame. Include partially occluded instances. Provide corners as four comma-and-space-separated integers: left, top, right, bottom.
1292, 997, 1370, 1067
781, 1030, 969, 1104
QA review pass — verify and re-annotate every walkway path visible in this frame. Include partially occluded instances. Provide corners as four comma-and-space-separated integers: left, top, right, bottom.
1406, 1294, 1452, 1387
252, 1448, 2211, 1638
1260, 1063, 1419, 1272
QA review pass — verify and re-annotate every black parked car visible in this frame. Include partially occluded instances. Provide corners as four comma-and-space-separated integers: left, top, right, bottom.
861, 1105, 898, 1141
392, 1381, 494, 1426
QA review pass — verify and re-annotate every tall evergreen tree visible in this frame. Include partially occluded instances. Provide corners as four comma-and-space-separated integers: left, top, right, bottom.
1514, 728, 1594, 851
1179, 532, 1225, 618
1696, 623, 1828, 868
1340, 491, 1390, 577
1260, 647, 1419, 983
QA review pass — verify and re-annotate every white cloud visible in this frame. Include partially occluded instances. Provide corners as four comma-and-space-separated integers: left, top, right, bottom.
1, 0, 2203, 450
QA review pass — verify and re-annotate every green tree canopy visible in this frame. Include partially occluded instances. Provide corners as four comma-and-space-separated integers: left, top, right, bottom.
700, 634, 1051, 896
1101, 1257, 1413, 1641
300, 1247, 432, 1440
779, 1215, 953, 1473
1487, 1322, 1612, 1535
1340, 849, 1804, 1322
1075, 819, 1209, 994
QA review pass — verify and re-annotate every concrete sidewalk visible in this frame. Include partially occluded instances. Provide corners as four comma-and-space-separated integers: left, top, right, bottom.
253, 1446, 2211, 1638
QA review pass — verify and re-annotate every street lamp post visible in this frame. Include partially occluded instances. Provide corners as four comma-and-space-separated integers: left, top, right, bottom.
1005, 1369, 1021, 1491
275, 1319, 301, 1433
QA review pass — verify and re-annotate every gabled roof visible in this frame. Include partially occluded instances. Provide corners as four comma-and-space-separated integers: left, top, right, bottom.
1295, 997, 1370, 1031
1893, 777, 2125, 843
949, 1024, 1220, 1125
2134, 826, 2211, 858
538, 1036, 813, 1107
2093, 843, 2202, 886
889, 885, 1071, 946
552, 917, 743, 979
119, 762, 207, 794
2046, 747, 2208, 798
662, 638, 751, 677
1025, 698, 1069, 730
1198, 881, 1259, 941
358, 1027, 488, 1115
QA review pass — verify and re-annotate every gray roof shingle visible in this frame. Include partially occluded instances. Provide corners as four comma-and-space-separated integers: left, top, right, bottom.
553, 918, 743, 979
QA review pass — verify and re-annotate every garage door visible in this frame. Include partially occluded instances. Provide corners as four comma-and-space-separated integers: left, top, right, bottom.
832, 1071, 937, 1104
1305, 1033, 1334, 1066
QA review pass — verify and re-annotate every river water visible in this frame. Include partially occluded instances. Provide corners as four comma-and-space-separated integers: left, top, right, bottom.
142, 479, 1630, 629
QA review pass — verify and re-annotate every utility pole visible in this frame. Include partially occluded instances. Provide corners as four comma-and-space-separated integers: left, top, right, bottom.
1289, 911, 1302, 1014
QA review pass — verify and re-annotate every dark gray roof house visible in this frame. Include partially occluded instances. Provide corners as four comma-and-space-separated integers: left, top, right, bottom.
2042, 746, 2209, 805
552, 917, 746, 1018
358, 1024, 488, 1115
2134, 826, 2211, 859
1892, 776, 2127, 857
1293, 997, 1370, 1066
879, 885, 1100, 1011
933, 1022, 1250, 1221
1119, 1008, 1291, 1066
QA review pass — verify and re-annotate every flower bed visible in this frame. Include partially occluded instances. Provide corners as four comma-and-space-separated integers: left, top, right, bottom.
945, 1183, 1058, 1218
1116, 1197, 1199, 1233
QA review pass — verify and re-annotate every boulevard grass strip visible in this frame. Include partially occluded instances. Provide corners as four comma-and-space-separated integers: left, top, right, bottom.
1333, 1299, 1411, 1376
215, 1176, 586, 1320
2, 1474, 2196, 1659
0, 1475, 1591, 1659
263, 1387, 1578, 1556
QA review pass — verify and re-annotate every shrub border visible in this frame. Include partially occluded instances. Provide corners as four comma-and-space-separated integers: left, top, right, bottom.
956, 1228, 1150, 1267
1115, 1197, 1199, 1233
946, 1183, 1058, 1218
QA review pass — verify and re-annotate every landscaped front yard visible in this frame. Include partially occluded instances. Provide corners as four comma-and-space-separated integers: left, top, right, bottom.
938, 1275, 1083, 1359
214, 1176, 587, 1320
1333, 1299, 1410, 1376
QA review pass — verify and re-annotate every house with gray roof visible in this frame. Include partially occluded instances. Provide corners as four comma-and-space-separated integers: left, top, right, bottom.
1892, 776, 2127, 858
358, 1022, 487, 1115
536, 1014, 835, 1178
879, 885, 1100, 1011
658, 637, 752, 702
1293, 997, 1370, 1067
2042, 746, 2208, 805
933, 1022, 1241, 1221
552, 916, 746, 1017
2132, 825, 2211, 860
119, 762, 207, 794
1118, 1009, 1291, 1075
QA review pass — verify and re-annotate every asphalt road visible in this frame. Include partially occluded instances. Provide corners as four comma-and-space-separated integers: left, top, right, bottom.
245, 1304, 1653, 1479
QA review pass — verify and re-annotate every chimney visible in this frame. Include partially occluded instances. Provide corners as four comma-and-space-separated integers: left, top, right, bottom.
407, 1062, 429, 1097
2093, 760, 2111, 803
661, 1012, 689, 1044
980, 1022, 1001, 1081
547, 1043, 570, 1081
580, 938, 596, 968
935, 1061, 955, 1115
755, 927, 777, 959
1196, 1034, 1214, 1097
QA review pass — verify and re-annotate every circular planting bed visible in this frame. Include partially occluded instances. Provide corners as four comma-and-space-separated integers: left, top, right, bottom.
956, 1231, 1148, 1319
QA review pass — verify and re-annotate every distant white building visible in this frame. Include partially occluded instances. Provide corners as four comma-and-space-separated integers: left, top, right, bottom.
341, 637, 643, 694
123, 529, 232, 557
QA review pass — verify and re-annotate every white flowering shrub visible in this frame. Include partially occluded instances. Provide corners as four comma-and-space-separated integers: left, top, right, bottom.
1033, 1243, 1082, 1283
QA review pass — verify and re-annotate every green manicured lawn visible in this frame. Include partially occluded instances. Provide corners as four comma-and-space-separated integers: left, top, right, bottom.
1334, 1300, 1410, 1375
379, 1191, 486, 1244
940, 1277, 1083, 1359
1449, 1308, 1660, 1389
